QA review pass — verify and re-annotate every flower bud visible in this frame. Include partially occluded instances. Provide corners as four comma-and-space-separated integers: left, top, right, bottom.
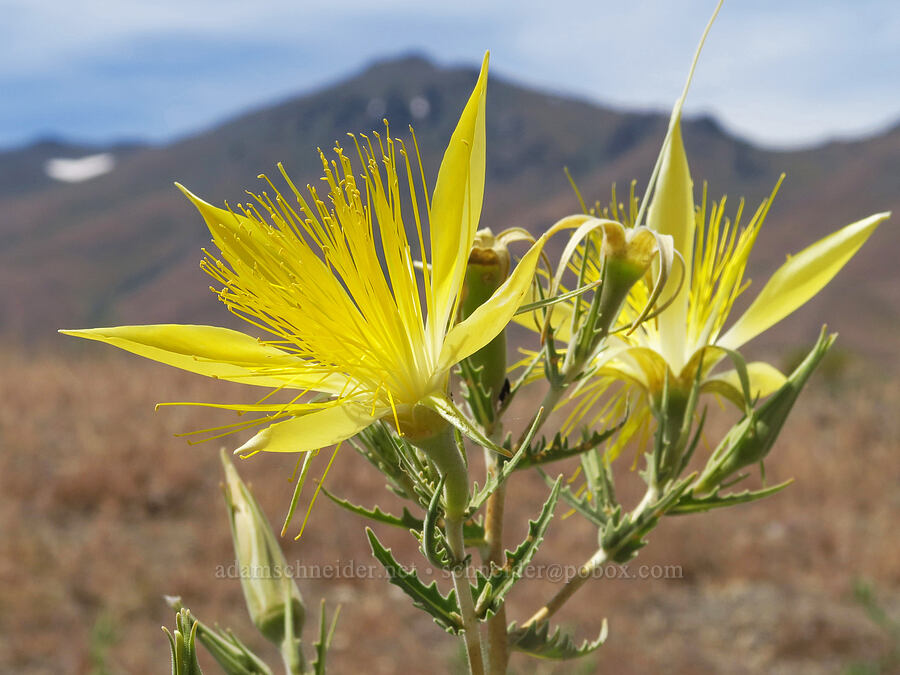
460, 227, 511, 401
569, 223, 661, 368
693, 329, 835, 494
220, 450, 305, 650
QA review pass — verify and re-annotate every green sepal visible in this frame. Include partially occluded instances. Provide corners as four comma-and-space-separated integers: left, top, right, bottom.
515, 278, 602, 315
365, 528, 463, 634
422, 393, 512, 459
163, 608, 203, 675
599, 474, 695, 564
507, 619, 608, 660
311, 599, 340, 675
693, 328, 834, 494
164, 598, 272, 675
472, 478, 561, 619
280, 451, 316, 538
352, 422, 421, 501
669, 479, 794, 515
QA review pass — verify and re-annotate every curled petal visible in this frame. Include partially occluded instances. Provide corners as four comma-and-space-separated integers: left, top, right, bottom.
236, 403, 381, 455
702, 362, 787, 408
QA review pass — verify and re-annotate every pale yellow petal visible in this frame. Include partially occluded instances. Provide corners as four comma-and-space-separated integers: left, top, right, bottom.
702, 362, 787, 407
641, 1, 723, 370
718, 212, 890, 350
646, 117, 693, 371
427, 52, 489, 343
236, 403, 380, 454
59, 324, 340, 391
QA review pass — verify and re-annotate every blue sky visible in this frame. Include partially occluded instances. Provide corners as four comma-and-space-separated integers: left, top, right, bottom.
3, 0, 899, 150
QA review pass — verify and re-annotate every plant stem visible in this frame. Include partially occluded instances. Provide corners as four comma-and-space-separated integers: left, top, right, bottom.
520, 483, 658, 628
521, 547, 608, 629
418, 428, 485, 675
446, 514, 486, 675
482, 449, 509, 675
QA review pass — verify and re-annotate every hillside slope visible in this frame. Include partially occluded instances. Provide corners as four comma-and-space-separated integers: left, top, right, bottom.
1, 56, 896, 361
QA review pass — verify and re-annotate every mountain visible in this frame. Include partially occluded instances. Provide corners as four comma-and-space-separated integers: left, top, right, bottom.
1, 55, 897, 363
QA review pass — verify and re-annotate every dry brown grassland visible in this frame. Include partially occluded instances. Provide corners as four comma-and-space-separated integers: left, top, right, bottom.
1, 346, 898, 674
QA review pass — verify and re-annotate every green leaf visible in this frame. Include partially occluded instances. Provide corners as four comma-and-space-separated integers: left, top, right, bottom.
600, 474, 695, 564
517, 424, 624, 470
466, 407, 544, 515
457, 357, 496, 430
669, 479, 793, 515
320, 488, 486, 544
472, 478, 561, 619
319, 488, 424, 529
507, 619, 608, 660
366, 528, 463, 634
312, 600, 340, 675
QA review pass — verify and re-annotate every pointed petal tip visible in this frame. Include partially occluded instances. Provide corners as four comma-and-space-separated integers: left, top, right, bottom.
235, 429, 268, 456
174, 182, 204, 205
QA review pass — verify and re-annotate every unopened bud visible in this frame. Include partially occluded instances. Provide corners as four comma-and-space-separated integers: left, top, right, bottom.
460, 227, 512, 402
693, 329, 835, 494
221, 450, 305, 651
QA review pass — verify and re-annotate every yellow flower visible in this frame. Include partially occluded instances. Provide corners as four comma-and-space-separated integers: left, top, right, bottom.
593, 59, 890, 410
61, 54, 550, 456
531, 14, 889, 455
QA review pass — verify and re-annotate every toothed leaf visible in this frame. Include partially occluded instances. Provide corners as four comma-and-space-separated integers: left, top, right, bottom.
669, 479, 793, 515
473, 478, 561, 619
516, 422, 625, 470
508, 619, 608, 660
320, 488, 423, 529
366, 528, 463, 634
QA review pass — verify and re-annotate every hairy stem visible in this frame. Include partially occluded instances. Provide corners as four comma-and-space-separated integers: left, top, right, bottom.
521, 547, 608, 629
447, 515, 486, 675
521, 484, 657, 628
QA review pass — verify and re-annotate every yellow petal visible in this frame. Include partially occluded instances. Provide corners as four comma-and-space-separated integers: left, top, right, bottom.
175, 184, 270, 268
642, 0, 722, 370
647, 114, 693, 371
718, 212, 890, 350
702, 362, 787, 408
236, 403, 379, 454
59, 324, 337, 390
428, 52, 489, 343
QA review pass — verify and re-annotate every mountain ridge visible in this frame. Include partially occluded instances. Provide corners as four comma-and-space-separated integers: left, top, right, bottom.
2, 55, 896, 365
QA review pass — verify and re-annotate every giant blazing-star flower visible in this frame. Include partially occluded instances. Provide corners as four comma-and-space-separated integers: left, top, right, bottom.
585, 76, 888, 410
524, 42, 889, 455
62, 55, 548, 455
